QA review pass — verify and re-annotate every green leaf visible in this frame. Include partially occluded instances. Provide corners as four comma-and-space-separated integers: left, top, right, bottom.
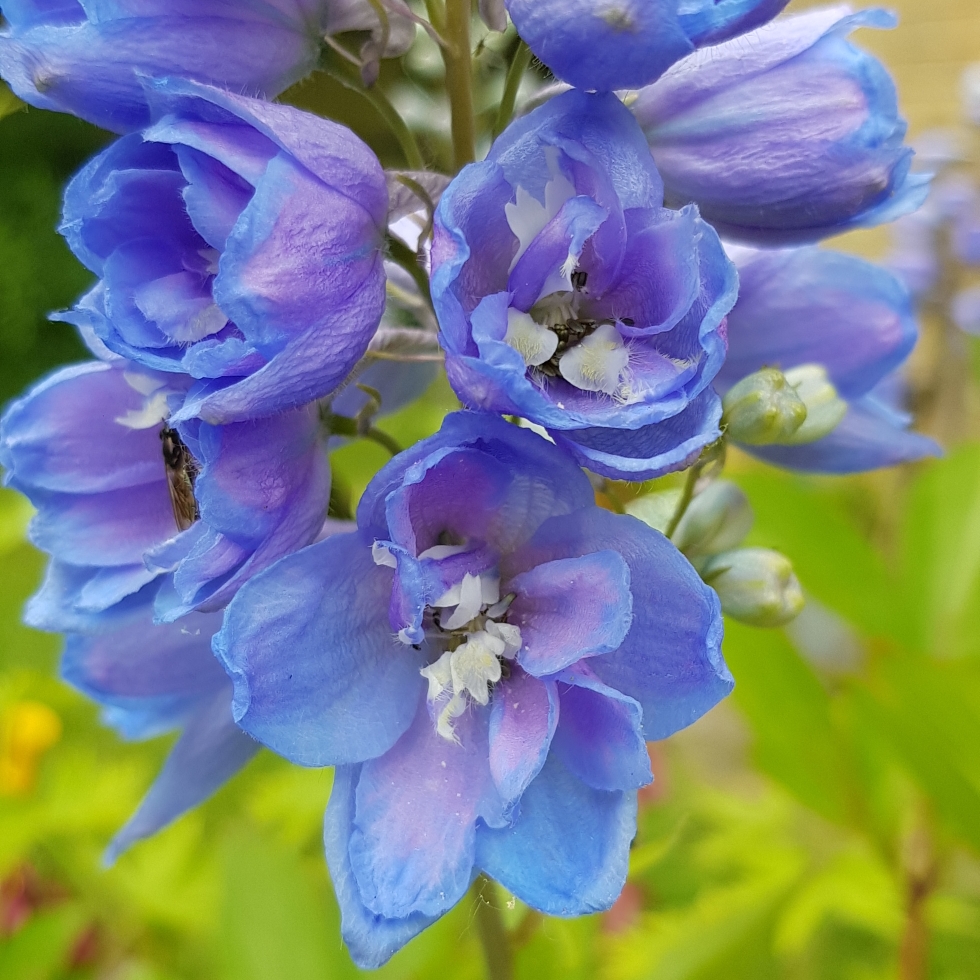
0, 904, 85, 980
900, 444, 980, 657
722, 619, 851, 823
0, 82, 24, 121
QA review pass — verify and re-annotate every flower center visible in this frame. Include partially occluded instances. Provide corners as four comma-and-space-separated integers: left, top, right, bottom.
421, 571, 522, 741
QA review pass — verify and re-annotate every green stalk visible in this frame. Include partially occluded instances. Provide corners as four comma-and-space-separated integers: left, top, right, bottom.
471, 875, 514, 980
442, 0, 477, 167
494, 40, 531, 138
664, 462, 702, 540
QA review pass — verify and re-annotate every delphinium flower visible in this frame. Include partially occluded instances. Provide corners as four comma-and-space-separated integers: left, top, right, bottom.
0, 360, 331, 628
630, 5, 930, 244
214, 412, 731, 967
503, 0, 791, 92
62, 609, 258, 861
717, 246, 939, 471
0, 0, 416, 131
431, 89, 737, 481
57, 79, 389, 424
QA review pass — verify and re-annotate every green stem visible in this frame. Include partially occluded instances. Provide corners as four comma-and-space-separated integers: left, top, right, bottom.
386, 235, 432, 307
664, 462, 701, 540
471, 875, 514, 980
324, 413, 403, 456
321, 59, 424, 170
442, 0, 477, 167
494, 40, 531, 138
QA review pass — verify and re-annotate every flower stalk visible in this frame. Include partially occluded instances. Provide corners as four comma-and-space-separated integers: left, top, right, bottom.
471, 875, 514, 980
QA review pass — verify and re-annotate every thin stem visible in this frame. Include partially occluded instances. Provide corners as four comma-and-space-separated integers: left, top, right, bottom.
387, 235, 432, 307
442, 0, 477, 167
471, 875, 514, 980
664, 462, 701, 540
323, 413, 403, 456
494, 40, 532, 138
321, 59, 425, 170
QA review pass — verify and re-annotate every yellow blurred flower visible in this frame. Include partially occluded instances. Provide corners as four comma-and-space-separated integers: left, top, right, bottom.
0, 700, 62, 796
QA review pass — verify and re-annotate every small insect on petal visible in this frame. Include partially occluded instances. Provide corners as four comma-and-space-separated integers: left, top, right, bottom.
160, 426, 200, 532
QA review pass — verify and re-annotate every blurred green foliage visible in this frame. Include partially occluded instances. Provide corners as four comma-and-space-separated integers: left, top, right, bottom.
3, 21, 980, 980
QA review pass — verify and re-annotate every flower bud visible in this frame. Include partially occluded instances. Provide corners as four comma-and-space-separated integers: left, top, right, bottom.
672, 480, 753, 561
702, 548, 804, 627
721, 368, 807, 445
780, 365, 848, 445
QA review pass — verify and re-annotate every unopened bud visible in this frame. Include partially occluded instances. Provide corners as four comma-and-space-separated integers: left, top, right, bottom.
780, 365, 848, 444
702, 548, 804, 627
672, 480, 753, 561
722, 368, 807, 445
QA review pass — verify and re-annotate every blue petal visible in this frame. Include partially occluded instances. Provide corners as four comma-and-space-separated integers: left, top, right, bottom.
503, 0, 692, 92
635, 7, 927, 244
509, 551, 632, 676
62, 608, 227, 740
213, 531, 426, 767
489, 672, 558, 811
505, 506, 731, 741
348, 697, 503, 920
0, 15, 319, 132
104, 686, 258, 863
324, 765, 438, 970
552, 387, 723, 481
475, 752, 635, 915
551, 665, 652, 792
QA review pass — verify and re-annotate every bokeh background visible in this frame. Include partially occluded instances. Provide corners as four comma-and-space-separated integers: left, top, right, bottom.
3, 2, 980, 978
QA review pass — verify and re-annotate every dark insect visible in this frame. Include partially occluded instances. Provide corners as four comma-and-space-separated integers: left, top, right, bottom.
570, 269, 588, 291
160, 425, 200, 532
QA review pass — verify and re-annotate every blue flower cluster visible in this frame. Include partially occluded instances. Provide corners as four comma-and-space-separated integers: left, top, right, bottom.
0, 0, 940, 968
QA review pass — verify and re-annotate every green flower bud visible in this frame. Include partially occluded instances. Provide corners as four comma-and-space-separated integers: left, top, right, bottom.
780, 365, 848, 444
702, 547, 805, 627
672, 480, 753, 562
624, 488, 683, 534
721, 368, 807, 445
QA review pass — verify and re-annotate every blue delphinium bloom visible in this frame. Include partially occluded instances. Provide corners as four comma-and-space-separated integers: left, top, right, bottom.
504, 0, 790, 92
719, 246, 940, 472
631, 5, 930, 245
0, 360, 331, 629
431, 90, 737, 481
214, 411, 731, 967
57, 78, 389, 425
62, 608, 258, 861
0, 0, 415, 132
